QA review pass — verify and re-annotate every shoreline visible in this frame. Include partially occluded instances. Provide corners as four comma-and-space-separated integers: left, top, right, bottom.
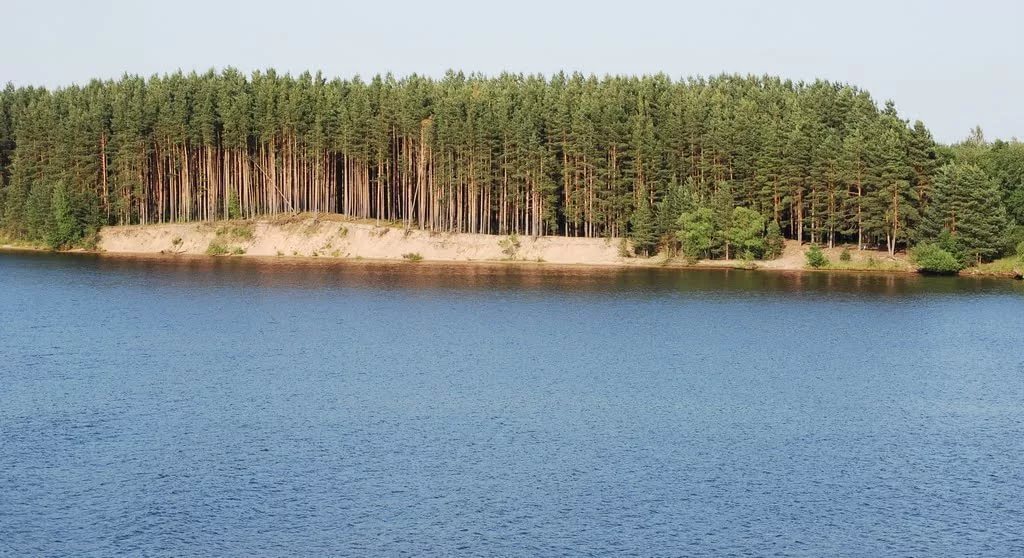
2, 215, 1020, 279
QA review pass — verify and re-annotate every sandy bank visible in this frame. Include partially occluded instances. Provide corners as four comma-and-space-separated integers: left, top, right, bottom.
97, 215, 630, 265
76, 214, 1020, 277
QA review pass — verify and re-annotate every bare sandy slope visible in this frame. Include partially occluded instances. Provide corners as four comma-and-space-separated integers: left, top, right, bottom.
98, 214, 629, 265
96, 214, 915, 272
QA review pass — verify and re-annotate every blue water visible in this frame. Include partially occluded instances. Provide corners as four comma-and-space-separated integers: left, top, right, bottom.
2, 252, 1024, 556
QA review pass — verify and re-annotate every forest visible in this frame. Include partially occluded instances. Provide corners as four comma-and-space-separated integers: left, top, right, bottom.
1, 70, 1022, 266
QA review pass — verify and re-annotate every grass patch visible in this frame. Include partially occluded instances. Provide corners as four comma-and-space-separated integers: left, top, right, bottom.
819, 257, 911, 272
207, 222, 253, 255
965, 256, 1023, 276
215, 222, 254, 241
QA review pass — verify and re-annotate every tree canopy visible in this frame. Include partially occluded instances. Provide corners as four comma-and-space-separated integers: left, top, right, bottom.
0, 70, 1018, 259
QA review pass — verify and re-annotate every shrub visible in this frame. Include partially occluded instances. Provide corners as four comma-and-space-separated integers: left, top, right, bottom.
1017, 240, 1024, 260
839, 247, 852, 262
677, 208, 715, 262
499, 234, 521, 259
805, 244, 829, 269
402, 252, 423, 262
911, 243, 963, 274
206, 242, 230, 256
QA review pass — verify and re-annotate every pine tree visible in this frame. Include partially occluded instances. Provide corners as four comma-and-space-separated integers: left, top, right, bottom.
925, 163, 1008, 263
629, 192, 658, 256
0, 70, 1013, 260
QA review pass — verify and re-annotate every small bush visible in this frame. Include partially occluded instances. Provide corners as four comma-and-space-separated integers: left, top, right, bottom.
805, 244, 829, 269
402, 252, 423, 262
911, 243, 963, 274
499, 234, 521, 259
1017, 240, 1024, 260
839, 247, 851, 262
206, 242, 230, 256
231, 247, 245, 255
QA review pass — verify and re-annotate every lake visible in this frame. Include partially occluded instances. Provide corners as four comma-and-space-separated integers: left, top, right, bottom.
2, 252, 1023, 556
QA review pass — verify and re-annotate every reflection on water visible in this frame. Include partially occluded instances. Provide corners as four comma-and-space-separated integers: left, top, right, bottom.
18, 250, 1020, 297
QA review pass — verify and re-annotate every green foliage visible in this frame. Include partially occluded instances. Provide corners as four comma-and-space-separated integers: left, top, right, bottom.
617, 238, 631, 258
923, 163, 1007, 263
227, 191, 241, 220
215, 223, 254, 241
499, 234, 521, 259
677, 208, 716, 262
725, 207, 765, 259
839, 247, 852, 262
0, 69, 1017, 262
49, 181, 81, 248
206, 242, 230, 256
401, 252, 423, 262
1016, 240, 1024, 260
911, 243, 963, 274
805, 244, 829, 269
629, 197, 658, 257
764, 221, 785, 260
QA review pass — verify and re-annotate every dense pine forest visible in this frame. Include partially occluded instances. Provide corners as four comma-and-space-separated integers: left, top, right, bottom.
1, 70, 1022, 264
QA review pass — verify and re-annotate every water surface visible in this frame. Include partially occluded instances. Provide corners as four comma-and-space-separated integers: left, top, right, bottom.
2, 253, 1023, 556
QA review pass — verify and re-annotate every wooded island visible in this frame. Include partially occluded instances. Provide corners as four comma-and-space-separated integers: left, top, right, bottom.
1, 70, 1022, 272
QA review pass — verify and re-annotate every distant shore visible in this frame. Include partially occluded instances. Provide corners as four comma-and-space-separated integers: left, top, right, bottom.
3, 214, 1021, 278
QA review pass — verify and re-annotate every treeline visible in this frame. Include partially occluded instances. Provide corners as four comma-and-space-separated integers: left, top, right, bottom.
0, 69, 1021, 260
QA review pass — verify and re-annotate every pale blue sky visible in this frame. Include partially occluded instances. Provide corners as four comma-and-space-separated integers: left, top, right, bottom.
3, 0, 1021, 143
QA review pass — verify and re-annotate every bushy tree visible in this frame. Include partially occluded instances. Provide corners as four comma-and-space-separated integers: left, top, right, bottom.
726, 207, 765, 259
677, 207, 715, 262
911, 243, 963, 274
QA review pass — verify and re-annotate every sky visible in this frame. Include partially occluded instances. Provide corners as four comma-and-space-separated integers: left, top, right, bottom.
2, 0, 1021, 143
